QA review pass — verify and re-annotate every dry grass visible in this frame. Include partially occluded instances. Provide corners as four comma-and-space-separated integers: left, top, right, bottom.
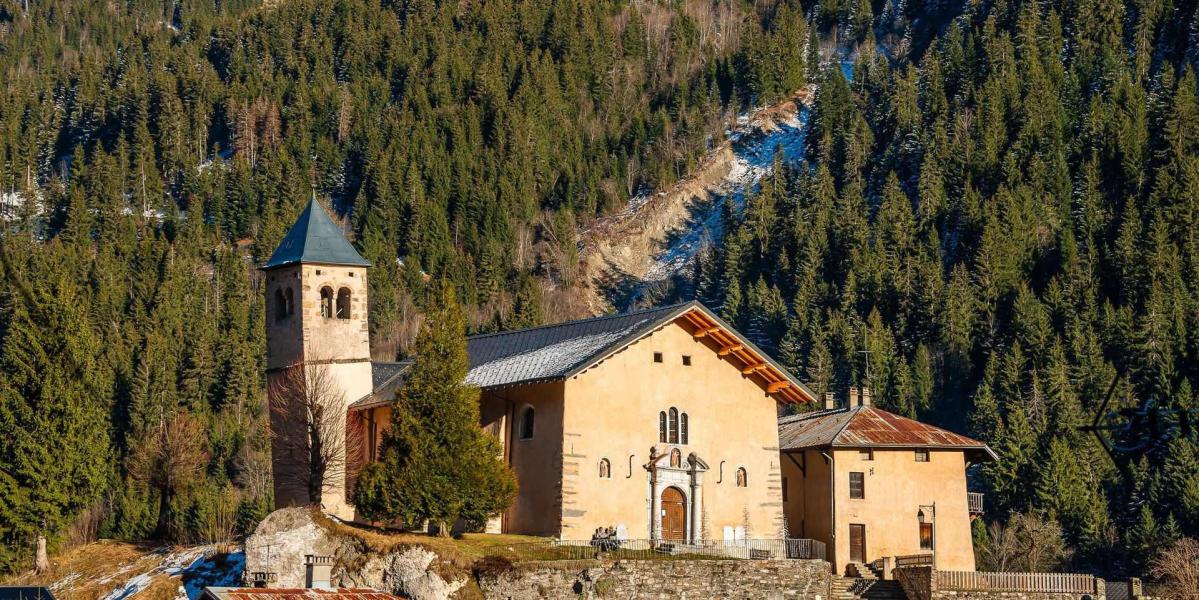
2, 540, 182, 600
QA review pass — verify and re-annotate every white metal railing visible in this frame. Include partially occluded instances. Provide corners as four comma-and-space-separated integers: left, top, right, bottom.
937, 570, 1098, 593
968, 492, 985, 513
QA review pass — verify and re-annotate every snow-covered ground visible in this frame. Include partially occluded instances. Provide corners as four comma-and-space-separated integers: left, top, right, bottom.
33, 543, 244, 600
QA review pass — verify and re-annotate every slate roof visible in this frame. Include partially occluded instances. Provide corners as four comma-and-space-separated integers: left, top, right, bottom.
464, 302, 692, 389
201, 589, 401, 600
263, 198, 371, 270
349, 301, 814, 409
778, 405, 997, 461
349, 360, 413, 410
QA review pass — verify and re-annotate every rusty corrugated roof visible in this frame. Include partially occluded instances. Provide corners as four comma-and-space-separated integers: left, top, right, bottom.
778, 405, 997, 460
202, 589, 403, 600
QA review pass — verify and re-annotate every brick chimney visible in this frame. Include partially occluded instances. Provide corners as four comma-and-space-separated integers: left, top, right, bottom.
823, 392, 837, 411
304, 555, 334, 589
860, 387, 872, 407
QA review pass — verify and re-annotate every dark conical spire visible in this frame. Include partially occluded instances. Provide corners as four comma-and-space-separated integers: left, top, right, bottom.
262, 196, 371, 270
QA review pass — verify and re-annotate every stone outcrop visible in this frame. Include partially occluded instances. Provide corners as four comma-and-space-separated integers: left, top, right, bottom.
244, 508, 832, 600
243, 508, 468, 600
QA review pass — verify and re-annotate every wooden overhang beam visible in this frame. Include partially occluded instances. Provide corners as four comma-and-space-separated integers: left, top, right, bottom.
693, 325, 720, 338
718, 343, 743, 356
767, 381, 790, 394
741, 363, 767, 375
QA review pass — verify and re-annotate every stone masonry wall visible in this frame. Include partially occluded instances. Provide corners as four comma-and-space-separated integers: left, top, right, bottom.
477, 558, 831, 600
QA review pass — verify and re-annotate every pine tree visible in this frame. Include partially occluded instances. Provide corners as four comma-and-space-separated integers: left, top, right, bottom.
354, 283, 516, 534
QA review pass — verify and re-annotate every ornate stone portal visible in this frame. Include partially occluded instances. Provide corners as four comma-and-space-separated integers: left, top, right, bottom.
645, 447, 709, 542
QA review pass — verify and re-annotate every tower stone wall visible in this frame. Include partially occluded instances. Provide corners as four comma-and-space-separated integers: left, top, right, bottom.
263, 199, 374, 521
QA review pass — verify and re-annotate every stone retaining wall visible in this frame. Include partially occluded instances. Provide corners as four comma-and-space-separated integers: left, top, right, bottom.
477, 559, 832, 600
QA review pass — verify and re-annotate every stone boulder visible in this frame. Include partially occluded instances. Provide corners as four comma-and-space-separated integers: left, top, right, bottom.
243, 508, 468, 600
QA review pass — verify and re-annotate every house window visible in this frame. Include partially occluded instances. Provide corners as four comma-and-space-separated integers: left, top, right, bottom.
659, 411, 667, 443
519, 406, 535, 440
654, 352, 663, 363
670, 448, 682, 468
285, 287, 294, 316
599, 458, 611, 478
920, 522, 934, 550
736, 467, 748, 487
915, 449, 930, 462
668, 407, 679, 443
849, 472, 865, 499
336, 288, 351, 319
682, 355, 691, 366
859, 449, 873, 461
680, 413, 688, 445
320, 286, 334, 318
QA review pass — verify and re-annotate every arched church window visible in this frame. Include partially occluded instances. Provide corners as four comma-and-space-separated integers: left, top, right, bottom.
659, 411, 667, 443
284, 287, 295, 317
275, 289, 288, 322
336, 288, 351, 319
736, 467, 748, 487
320, 287, 334, 318
519, 406, 535, 440
668, 407, 679, 443
599, 458, 610, 478
680, 413, 689, 444
670, 448, 682, 468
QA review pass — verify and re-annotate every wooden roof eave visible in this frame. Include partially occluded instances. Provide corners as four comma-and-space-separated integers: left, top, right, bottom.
679, 308, 813, 404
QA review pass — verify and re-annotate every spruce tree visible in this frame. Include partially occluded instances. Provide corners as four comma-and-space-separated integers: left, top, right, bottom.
354, 283, 516, 534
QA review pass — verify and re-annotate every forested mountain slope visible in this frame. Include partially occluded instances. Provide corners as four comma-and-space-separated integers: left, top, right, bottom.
683, 0, 1199, 577
0, 0, 1197, 583
0, 0, 809, 572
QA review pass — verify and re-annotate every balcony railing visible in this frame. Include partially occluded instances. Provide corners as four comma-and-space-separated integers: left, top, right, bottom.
968, 492, 985, 514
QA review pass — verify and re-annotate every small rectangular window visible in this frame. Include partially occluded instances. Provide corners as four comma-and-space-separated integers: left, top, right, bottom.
682, 355, 691, 366
654, 352, 663, 363
315, 269, 322, 275
859, 449, 873, 461
915, 449, 930, 462
849, 472, 865, 499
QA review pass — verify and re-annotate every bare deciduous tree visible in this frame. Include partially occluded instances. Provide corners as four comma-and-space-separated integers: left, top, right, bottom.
269, 362, 362, 508
977, 512, 1071, 573
128, 411, 209, 538
1151, 537, 1199, 599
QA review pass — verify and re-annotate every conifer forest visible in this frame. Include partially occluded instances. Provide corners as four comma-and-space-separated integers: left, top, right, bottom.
0, 0, 1198, 583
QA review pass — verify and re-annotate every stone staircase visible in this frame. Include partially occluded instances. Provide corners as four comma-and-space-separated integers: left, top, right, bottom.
831, 563, 906, 600
830, 577, 907, 600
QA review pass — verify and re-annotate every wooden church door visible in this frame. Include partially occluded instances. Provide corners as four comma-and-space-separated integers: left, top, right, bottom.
661, 487, 686, 540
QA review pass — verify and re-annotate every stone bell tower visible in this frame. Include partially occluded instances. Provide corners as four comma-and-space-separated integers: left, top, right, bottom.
263, 197, 372, 520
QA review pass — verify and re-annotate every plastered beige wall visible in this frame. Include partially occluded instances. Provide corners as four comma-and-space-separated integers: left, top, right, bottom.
558, 320, 787, 541
480, 382, 567, 537
824, 448, 976, 573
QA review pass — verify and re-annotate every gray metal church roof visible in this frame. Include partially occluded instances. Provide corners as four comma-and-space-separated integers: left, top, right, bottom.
262, 198, 371, 270
463, 302, 691, 388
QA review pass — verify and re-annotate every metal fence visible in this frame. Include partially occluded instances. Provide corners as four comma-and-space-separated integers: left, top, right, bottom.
504, 538, 826, 562
937, 570, 1099, 593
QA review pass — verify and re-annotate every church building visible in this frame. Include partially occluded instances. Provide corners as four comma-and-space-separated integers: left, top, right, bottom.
263, 198, 992, 577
